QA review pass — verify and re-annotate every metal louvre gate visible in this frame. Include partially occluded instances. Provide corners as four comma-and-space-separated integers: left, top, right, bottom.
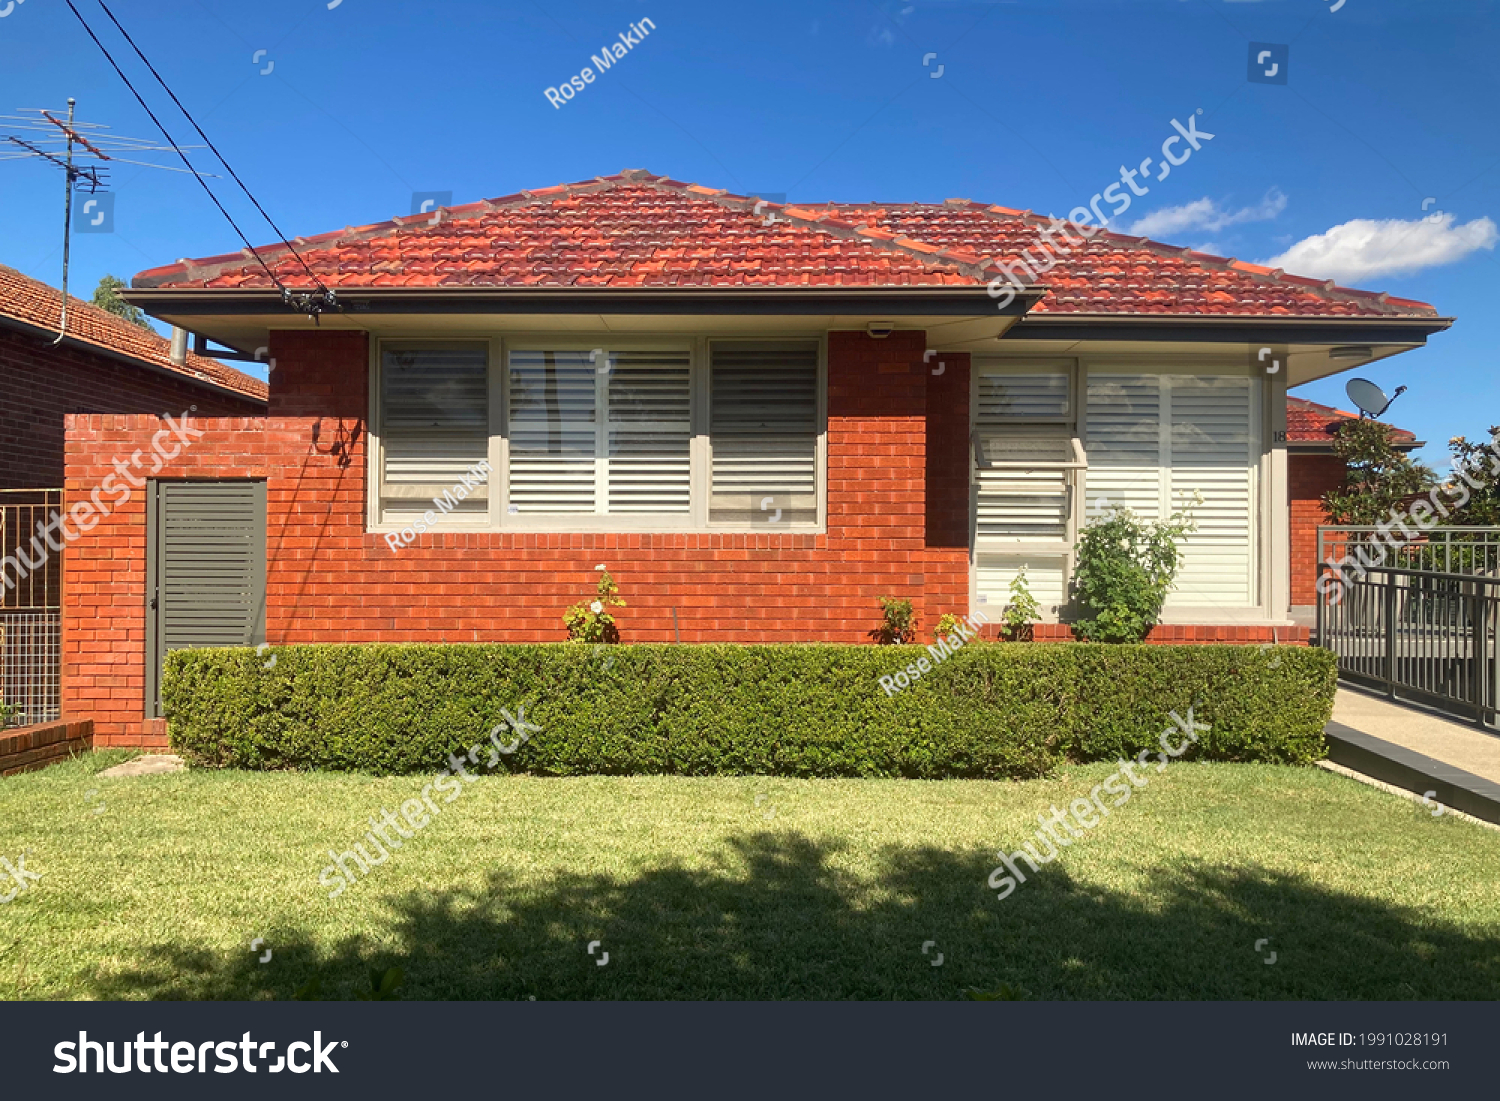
147, 481, 266, 717
0, 489, 62, 727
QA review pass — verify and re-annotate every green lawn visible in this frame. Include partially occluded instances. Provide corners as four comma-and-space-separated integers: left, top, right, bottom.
1, 750, 1497, 1000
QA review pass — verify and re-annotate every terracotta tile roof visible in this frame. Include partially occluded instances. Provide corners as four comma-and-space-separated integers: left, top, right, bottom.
796, 201, 1439, 317
135, 172, 984, 292
1288, 395, 1418, 447
132, 170, 1440, 319
0, 264, 267, 401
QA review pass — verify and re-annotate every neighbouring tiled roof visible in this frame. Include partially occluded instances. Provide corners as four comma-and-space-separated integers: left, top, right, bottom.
132, 170, 1441, 320
1288, 396, 1418, 446
0, 264, 268, 401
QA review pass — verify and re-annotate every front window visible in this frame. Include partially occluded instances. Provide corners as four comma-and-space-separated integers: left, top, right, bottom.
376, 342, 489, 524
507, 349, 693, 515
372, 339, 823, 530
1084, 371, 1259, 608
971, 363, 1083, 617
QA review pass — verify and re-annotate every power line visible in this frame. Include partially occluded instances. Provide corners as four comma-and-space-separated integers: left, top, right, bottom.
89, 0, 335, 302
61, 0, 336, 316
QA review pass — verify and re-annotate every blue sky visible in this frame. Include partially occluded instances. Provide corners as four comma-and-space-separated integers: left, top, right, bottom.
1, 0, 1495, 465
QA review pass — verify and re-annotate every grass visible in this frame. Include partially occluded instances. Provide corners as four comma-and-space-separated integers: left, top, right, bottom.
1, 751, 1498, 1000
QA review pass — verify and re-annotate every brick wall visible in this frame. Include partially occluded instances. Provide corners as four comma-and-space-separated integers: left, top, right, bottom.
0, 718, 92, 776
1290, 453, 1344, 607
0, 326, 264, 488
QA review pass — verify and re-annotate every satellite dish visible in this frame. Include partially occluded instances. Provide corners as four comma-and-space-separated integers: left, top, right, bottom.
1345, 377, 1407, 418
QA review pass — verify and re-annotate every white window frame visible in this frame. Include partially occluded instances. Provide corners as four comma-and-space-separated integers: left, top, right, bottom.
968, 358, 1083, 622
366, 333, 827, 534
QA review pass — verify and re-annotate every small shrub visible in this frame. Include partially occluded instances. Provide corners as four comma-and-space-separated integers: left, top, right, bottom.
934, 613, 966, 645
563, 568, 625, 643
1001, 568, 1041, 642
874, 596, 917, 645
1071, 506, 1194, 643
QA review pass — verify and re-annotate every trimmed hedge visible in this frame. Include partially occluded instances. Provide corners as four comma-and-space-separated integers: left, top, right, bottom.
162, 642, 1336, 778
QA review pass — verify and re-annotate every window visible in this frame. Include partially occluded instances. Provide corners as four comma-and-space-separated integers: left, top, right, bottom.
371, 339, 823, 530
970, 364, 1083, 616
709, 342, 819, 525
376, 342, 489, 525
507, 348, 693, 514
1084, 372, 1258, 608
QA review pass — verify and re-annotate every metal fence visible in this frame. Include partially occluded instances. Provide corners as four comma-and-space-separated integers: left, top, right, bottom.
1318, 525, 1500, 579
0, 489, 63, 728
1317, 559, 1500, 729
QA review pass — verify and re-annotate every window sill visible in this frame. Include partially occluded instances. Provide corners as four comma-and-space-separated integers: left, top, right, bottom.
368, 524, 827, 537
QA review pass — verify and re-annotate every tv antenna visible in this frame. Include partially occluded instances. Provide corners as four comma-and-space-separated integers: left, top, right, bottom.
0, 98, 217, 343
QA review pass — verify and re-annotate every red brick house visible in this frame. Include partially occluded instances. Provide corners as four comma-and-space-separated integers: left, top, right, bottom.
0, 264, 267, 487
1286, 395, 1420, 618
63, 170, 1452, 747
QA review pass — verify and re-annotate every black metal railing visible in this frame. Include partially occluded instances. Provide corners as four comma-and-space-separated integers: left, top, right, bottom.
1317, 560, 1499, 729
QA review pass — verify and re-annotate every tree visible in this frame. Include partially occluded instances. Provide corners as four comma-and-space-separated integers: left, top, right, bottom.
1442, 428, 1500, 526
90, 275, 153, 332
1321, 418, 1434, 525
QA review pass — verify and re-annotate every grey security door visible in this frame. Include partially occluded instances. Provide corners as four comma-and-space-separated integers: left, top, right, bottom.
146, 480, 266, 717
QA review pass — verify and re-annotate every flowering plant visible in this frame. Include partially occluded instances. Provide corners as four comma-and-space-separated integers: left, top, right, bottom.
564, 568, 625, 643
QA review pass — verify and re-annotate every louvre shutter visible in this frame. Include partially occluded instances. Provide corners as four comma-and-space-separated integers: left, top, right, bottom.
1085, 373, 1258, 609
975, 373, 1070, 420
150, 481, 265, 715
709, 342, 819, 524
606, 350, 692, 513
974, 431, 1073, 540
379, 344, 489, 523
508, 350, 597, 513
1169, 376, 1257, 605
1084, 374, 1163, 520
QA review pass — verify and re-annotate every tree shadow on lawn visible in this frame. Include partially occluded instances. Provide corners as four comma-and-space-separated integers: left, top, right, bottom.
85, 833, 1500, 1001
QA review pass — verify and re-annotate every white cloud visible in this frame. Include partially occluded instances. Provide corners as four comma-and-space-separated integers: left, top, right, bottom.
1262, 213, 1499, 283
1124, 188, 1287, 239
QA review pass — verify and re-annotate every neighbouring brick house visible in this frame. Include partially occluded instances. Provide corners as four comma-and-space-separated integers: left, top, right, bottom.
0, 265, 267, 763
0, 264, 268, 487
62, 170, 1451, 747
1286, 395, 1420, 619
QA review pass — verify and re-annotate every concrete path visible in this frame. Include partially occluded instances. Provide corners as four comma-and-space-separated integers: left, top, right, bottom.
1325, 687, 1500, 826
1332, 687, 1500, 785
97, 754, 185, 778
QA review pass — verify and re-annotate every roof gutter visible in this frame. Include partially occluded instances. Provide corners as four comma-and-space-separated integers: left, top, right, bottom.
1289, 439, 1425, 455
1003, 314, 1454, 345
121, 286, 1048, 319
0, 312, 268, 407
